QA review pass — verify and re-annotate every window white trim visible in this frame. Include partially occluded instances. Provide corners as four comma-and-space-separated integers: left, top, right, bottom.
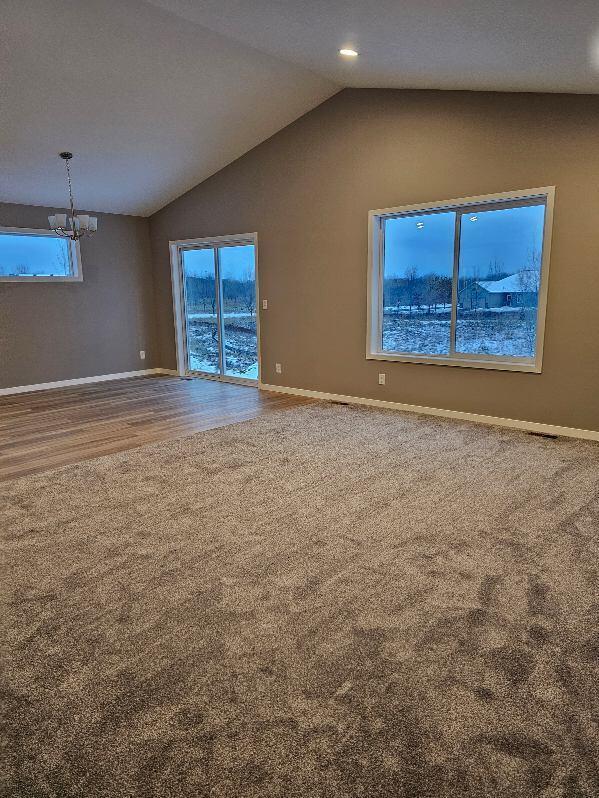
0, 226, 82, 282
169, 232, 260, 385
367, 187, 555, 373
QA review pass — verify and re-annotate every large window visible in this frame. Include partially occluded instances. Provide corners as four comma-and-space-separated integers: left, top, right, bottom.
0, 227, 81, 282
367, 188, 554, 372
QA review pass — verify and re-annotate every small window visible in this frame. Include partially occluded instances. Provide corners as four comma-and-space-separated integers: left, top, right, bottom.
0, 227, 82, 282
367, 188, 554, 372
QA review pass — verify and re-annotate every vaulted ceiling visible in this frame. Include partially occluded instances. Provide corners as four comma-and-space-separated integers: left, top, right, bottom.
3, 0, 599, 216
152, 0, 599, 93
1, 0, 337, 216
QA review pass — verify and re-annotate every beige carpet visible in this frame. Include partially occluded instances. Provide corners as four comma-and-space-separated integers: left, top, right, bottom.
1, 402, 598, 797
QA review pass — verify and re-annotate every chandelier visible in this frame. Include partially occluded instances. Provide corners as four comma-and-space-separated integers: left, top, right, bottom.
48, 152, 98, 240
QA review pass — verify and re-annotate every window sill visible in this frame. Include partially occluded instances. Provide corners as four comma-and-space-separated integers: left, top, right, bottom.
366, 351, 541, 373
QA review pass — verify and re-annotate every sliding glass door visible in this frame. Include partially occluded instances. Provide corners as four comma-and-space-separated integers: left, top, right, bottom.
178, 236, 258, 383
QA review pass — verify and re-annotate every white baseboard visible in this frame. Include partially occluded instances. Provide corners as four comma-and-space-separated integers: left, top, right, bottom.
0, 368, 177, 397
259, 382, 599, 442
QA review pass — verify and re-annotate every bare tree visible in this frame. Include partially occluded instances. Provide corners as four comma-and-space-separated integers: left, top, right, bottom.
242, 268, 255, 315
404, 266, 418, 313
487, 257, 509, 281
520, 245, 542, 289
425, 274, 448, 314
197, 271, 214, 313
53, 246, 70, 276
517, 245, 542, 353
461, 266, 484, 311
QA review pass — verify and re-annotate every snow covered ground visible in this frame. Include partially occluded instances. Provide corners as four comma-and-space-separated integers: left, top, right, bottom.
384, 304, 452, 315
384, 304, 529, 316
235, 362, 259, 379
187, 314, 258, 379
188, 354, 258, 379
188, 311, 254, 320
383, 307, 537, 358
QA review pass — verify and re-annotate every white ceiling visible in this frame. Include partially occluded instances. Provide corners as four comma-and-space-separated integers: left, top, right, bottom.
3, 0, 599, 216
154, 0, 599, 93
0, 0, 336, 216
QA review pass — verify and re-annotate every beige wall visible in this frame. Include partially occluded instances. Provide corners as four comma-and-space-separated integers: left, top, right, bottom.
150, 89, 599, 431
0, 203, 156, 388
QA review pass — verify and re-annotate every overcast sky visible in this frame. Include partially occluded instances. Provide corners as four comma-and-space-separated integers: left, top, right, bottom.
0, 233, 70, 275
183, 244, 255, 280
384, 204, 546, 279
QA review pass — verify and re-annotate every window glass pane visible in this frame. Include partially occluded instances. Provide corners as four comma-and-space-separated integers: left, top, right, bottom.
181, 248, 219, 374
219, 244, 258, 380
0, 233, 71, 277
456, 204, 545, 358
382, 211, 455, 355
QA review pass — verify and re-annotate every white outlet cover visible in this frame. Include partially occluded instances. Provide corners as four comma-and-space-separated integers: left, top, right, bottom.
262, 299, 268, 309
378, 373, 386, 385
275, 363, 282, 373
140, 350, 146, 359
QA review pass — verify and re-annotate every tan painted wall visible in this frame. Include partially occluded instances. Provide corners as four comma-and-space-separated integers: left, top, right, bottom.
149, 89, 599, 431
0, 203, 157, 388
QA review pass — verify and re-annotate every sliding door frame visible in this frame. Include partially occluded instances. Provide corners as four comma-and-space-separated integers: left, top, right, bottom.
169, 232, 260, 385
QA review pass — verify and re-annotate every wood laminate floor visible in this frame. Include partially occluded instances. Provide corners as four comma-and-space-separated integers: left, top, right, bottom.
0, 376, 312, 482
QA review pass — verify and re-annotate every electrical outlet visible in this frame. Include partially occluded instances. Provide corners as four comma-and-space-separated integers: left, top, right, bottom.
275, 363, 282, 374
378, 373, 386, 385
139, 350, 146, 360
262, 299, 268, 310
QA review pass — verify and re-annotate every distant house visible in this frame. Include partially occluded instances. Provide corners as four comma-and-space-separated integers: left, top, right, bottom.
459, 270, 539, 309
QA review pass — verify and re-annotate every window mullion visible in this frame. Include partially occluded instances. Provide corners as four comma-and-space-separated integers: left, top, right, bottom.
449, 211, 462, 357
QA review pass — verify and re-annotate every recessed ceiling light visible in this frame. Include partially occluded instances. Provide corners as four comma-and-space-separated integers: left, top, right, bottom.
339, 48, 358, 57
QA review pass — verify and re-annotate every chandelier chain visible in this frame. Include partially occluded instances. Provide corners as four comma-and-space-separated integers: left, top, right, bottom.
64, 158, 76, 222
